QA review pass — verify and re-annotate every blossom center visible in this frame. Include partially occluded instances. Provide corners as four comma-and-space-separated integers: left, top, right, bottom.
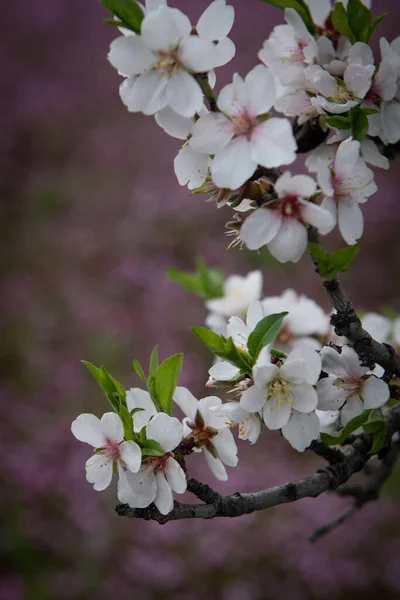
231, 111, 258, 139
271, 195, 302, 219
103, 439, 121, 462
334, 374, 363, 399
141, 454, 170, 480
267, 376, 293, 411
330, 86, 351, 104
153, 48, 180, 78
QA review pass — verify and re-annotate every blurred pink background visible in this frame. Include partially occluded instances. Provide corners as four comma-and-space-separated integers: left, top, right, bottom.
1, 1, 400, 598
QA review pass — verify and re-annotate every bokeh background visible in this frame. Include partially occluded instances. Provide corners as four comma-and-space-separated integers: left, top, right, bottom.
2, 1, 400, 598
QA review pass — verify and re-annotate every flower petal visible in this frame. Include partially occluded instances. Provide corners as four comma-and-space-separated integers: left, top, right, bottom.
71, 413, 105, 448
126, 388, 157, 432
130, 72, 170, 115
209, 361, 241, 381
141, 6, 191, 51
291, 383, 318, 413
217, 73, 247, 116
212, 428, 238, 467
362, 376, 390, 409
317, 376, 346, 410
280, 358, 307, 384
108, 36, 155, 77
166, 70, 203, 117
174, 386, 198, 420
268, 218, 308, 263
246, 300, 264, 331
155, 107, 193, 139
211, 137, 257, 189
341, 395, 364, 426
240, 208, 282, 251
165, 457, 187, 493
245, 65, 276, 116
338, 199, 363, 246
263, 395, 291, 429
146, 413, 183, 453
85, 454, 113, 491
298, 198, 335, 232
251, 118, 297, 168
204, 449, 228, 481
117, 467, 157, 508
240, 385, 265, 412
287, 344, 322, 385
180, 37, 223, 72
196, 0, 234, 41
119, 440, 142, 473
154, 472, 174, 515
189, 112, 233, 154
174, 146, 208, 189
282, 410, 320, 452
101, 412, 124, 444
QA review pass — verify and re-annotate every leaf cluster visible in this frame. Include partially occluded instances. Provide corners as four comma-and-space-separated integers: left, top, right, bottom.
332, 0, 387, 44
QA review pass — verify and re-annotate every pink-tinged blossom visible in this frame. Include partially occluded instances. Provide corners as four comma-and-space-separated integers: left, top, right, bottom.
189, 65, 297, 189
317, 138, 377, 245
118, 413, 186, 515
240, 345, 321, 451
317, 346, 390, 426
240, 171, 334, 262
108, 5, 234, 118
71, 412, 141, 491
258, 8, 318, 87
174, 387, 238, 481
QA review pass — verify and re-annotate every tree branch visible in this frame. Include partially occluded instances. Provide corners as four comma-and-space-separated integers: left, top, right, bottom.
309, 439, 400, 542
308, 229, 400, 377
115, 404, 400, 524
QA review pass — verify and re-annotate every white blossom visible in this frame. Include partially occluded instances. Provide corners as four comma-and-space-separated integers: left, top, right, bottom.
240, 171, 335, 262
259, 9, 318, 88
206, 270, 262, 320
317, 138, 377, 245
317, 346, 390, 426
108, 5, 233, 118
240, 345, 321, 451
261, 289, 330, 349
212, 401, 262, 444
189, 65, 297, 189
71, 412, 141, 491
174, 387, 238, 480
117, 412, 186, 515
316, 409, 340, 434
126, 387, 157, 431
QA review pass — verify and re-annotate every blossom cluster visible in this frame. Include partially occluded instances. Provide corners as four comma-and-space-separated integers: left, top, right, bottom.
105, 0, 399, 263
71, 0, 399, 517
72, 266, 395, 513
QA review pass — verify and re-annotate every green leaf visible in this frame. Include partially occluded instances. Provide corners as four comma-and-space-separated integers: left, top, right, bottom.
321, 411, 370, 445
363, 408, 387, 455
99, 0, 144, 33
191, 326, 226, 353
247, 313, 288, 359
196, 258, 224, 299
166, 268, 205, 297
81, 361, 124, 412
119, 405, 135, 441
349, 107, 369, 141
167, 259, 224, 300
360, 107, 379, 116
132, 359, 146, 382
217, 338, 253, 372
149, 346, 159, 379
326, 116, 351, 130
347, 0, 371, 43
308, 243, 360, 279
369, 13, 389, 40
331, 2, 356, 43
260, 0, 317, 34
141, 439, 165, 456
155, 353, 184, 415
